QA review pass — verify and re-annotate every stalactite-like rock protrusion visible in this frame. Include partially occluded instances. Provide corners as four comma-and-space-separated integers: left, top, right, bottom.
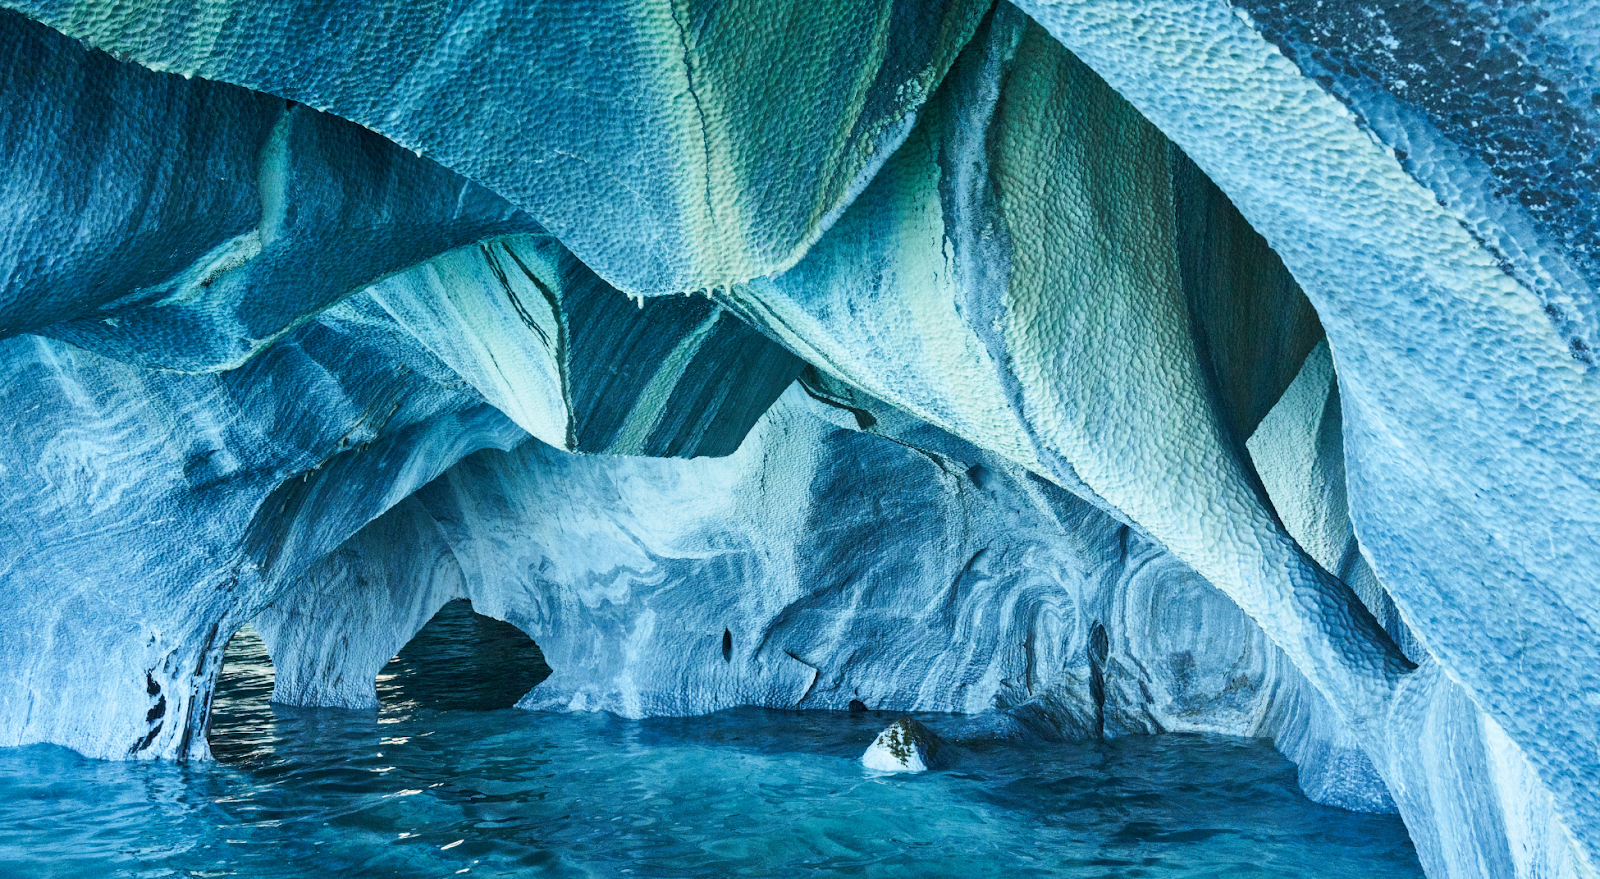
366, 236, 803, 458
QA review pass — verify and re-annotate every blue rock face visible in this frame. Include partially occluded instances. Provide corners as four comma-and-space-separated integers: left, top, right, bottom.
1235, 0, 1600, 337
0, 11, 538, 371
0, 16, 802, 758
256, 386, 1392, 810
1012, 2, 1600, 876
0, 0, 990, 294
0, 2, 1595, 879
0, 319, 524, 760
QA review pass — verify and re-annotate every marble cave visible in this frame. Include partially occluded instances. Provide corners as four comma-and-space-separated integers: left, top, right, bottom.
0, 2, 1597, 877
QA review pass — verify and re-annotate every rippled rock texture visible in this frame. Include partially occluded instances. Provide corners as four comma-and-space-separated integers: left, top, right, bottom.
0, 2, 1595, 879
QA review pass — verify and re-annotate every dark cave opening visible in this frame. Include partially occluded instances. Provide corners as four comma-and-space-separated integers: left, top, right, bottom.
207, 623, 278, 764
207, 600, 552, 760
377, 599, 551, 713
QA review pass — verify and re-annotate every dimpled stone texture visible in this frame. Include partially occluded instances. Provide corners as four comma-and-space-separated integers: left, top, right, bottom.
0, 0, 989, 294
724, 3, 1408, 774
1014, 0, 1600, 873
0, 4, 1595, 877
1235, 0, 1600, 355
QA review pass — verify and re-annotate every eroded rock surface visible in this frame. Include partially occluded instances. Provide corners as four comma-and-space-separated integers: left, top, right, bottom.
0, 0, 991, 294
0, 3, 1594, 879
256, 386, 1392, 814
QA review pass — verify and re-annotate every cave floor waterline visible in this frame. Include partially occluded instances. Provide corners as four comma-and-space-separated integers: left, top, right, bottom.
0, 624, 1425, 878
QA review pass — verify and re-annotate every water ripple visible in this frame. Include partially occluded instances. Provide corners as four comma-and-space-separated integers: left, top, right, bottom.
1, 622, 1424, 878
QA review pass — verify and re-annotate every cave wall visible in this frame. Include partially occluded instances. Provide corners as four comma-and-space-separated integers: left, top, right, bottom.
0, 2, 1594, 878
0, 11, 804, 756
1007, 2, 1600, 873
0, 0, 993, 295
0, 317, 525, 760
0, 10, 540, 371
1249, 342, 1585, 879
256, 386, 1391, 814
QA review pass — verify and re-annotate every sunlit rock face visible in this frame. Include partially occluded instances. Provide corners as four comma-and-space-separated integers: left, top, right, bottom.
0, 2, 1595, 879
862, 718, 947, 772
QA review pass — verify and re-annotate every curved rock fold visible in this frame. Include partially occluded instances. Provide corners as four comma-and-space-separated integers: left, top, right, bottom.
0, 3, 1593, 878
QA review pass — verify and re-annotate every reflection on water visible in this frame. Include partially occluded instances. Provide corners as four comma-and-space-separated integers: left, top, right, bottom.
1, 618, 1425, 878
377, 600, 552, 714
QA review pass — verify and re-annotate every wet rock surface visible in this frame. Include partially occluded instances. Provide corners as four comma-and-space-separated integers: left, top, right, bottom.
0, 2, 1594, 877
862, 718, 947, 773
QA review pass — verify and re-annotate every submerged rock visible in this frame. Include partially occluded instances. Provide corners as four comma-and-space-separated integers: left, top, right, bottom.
862, 718, 946, 774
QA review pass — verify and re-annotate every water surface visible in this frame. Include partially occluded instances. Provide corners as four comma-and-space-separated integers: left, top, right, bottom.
3, 605, 1424, 878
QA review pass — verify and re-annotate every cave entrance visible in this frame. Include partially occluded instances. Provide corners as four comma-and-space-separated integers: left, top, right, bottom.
378, 599, 551, 712
208, 623, 277, 763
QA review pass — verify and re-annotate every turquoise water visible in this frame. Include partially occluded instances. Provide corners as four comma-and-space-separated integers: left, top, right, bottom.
3, 603, 1424, 878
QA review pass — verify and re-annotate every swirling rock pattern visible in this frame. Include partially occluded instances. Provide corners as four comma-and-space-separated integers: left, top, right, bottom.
0, 2, 1595, 878
258, 387, 1383, 807
1015, 1, 1600, 874
0, 11, 538, 371
0, 0, 990, 294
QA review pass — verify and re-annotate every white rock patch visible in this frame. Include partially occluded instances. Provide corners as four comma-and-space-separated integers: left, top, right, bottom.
862, 718, 946, 773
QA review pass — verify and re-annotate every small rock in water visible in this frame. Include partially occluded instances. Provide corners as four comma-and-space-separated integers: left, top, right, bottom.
861, 717, 945, 773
